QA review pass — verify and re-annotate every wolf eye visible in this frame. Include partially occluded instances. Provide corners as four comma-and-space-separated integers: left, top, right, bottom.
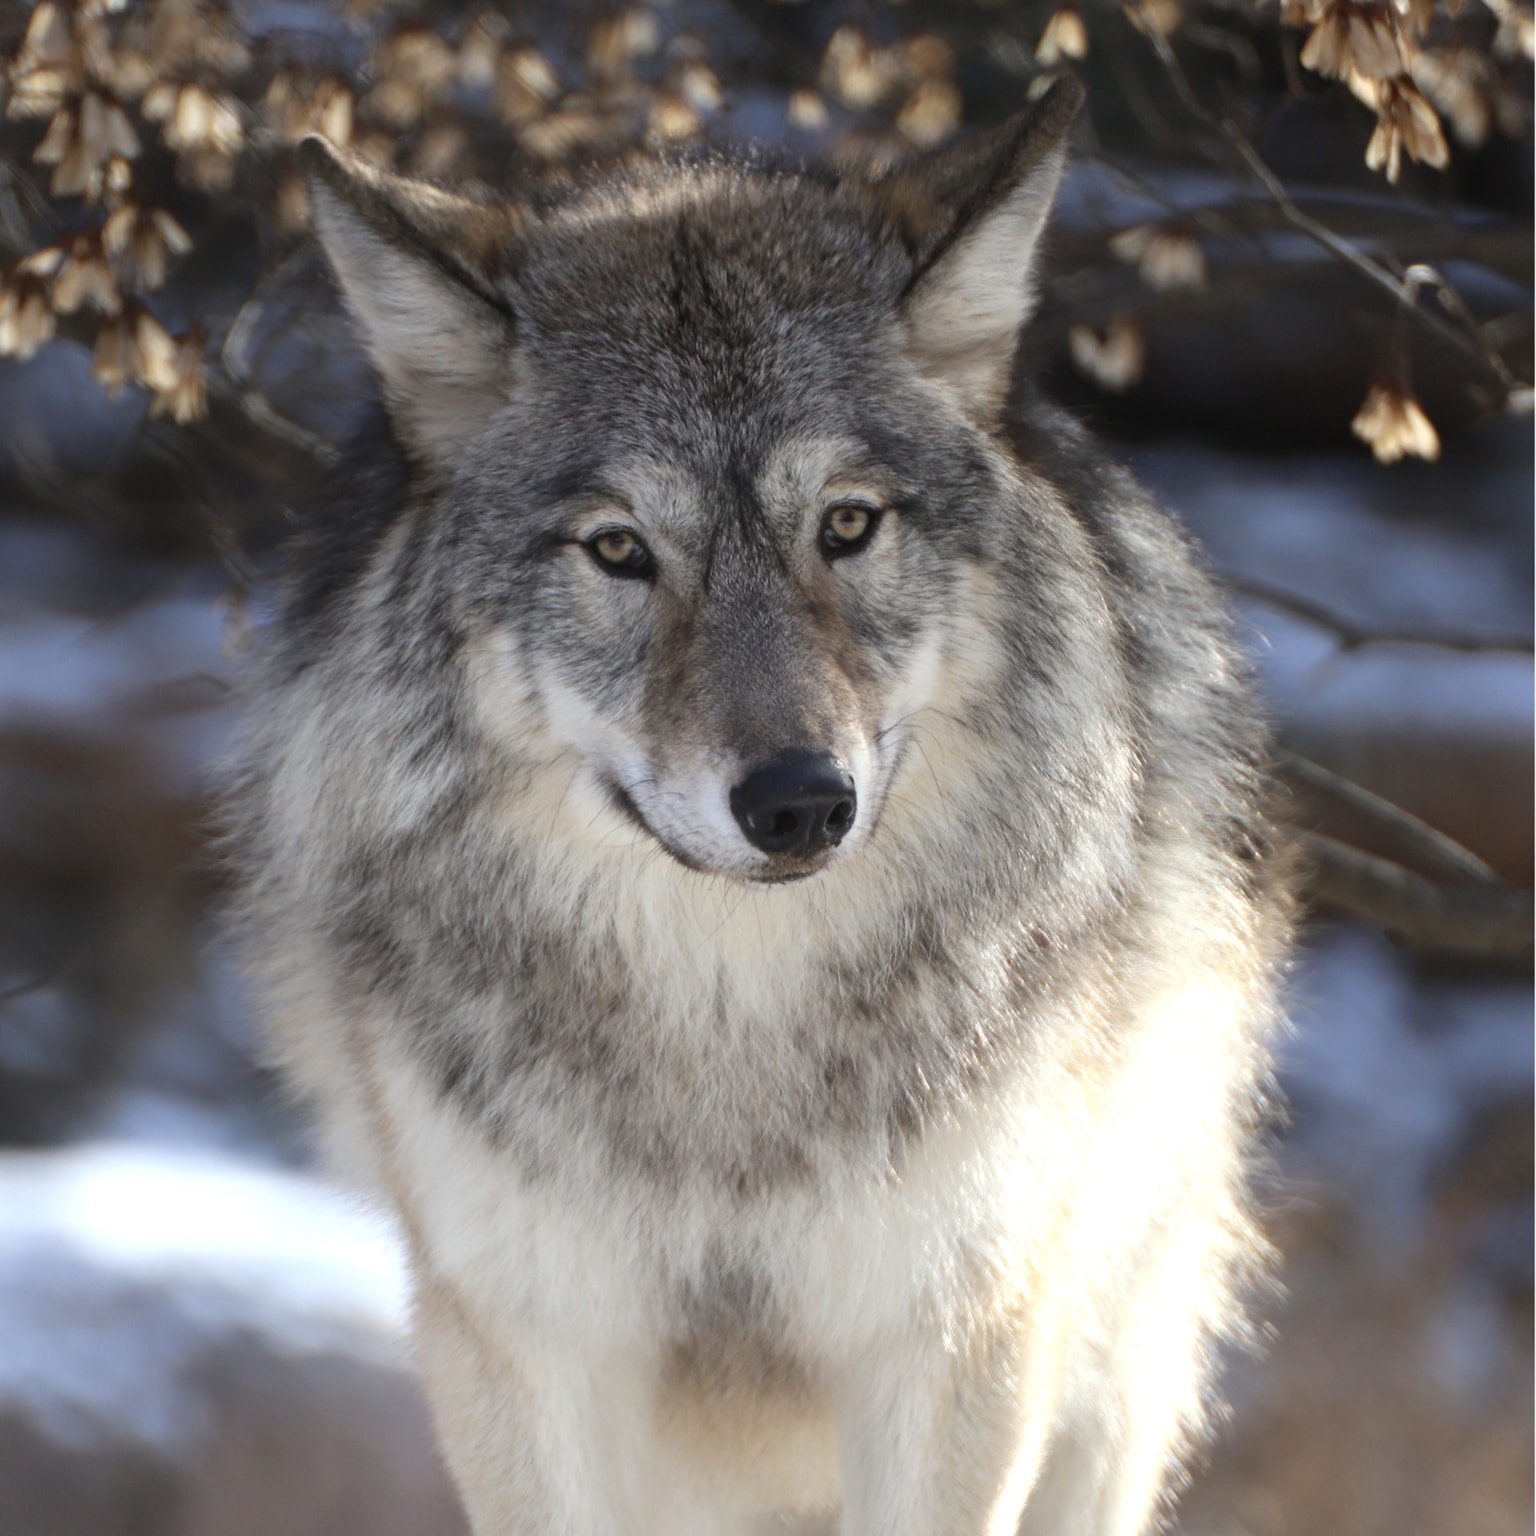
820, 502, 881, 558
586, 527, 652, 578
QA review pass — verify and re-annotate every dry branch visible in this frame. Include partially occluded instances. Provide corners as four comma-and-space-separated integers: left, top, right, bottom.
1301, 831, 1534, 959
1279, 751, 1507, 888
1230, 577, 1536, 655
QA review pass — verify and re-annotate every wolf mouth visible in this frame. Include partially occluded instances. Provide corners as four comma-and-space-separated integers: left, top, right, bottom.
602, 779, 823, 885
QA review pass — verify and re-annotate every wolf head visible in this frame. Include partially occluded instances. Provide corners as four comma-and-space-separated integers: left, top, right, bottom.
298, 82, 1089, 887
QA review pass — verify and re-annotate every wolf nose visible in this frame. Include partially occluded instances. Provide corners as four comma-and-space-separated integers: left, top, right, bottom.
730, 751, 857, 858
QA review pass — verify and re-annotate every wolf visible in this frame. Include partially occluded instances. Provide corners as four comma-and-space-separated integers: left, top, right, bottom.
227, 77, 1292, 1536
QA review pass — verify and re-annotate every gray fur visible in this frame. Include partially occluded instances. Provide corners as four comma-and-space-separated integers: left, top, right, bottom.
227, 81, 1293, 1536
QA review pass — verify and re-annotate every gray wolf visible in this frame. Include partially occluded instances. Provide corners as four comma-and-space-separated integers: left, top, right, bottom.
227, 78, 1293, 1536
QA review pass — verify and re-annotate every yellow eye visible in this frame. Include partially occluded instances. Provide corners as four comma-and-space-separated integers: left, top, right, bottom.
587, 527, 651, 576
820, 502, 880, 555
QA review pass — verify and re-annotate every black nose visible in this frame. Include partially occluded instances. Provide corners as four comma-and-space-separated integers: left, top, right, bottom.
729, 751, 857, 857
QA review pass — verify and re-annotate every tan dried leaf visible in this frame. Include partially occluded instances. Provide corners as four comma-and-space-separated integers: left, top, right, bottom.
1068, 320, 1147, 392
131, 308, 178, 392
52, 230, 119, 314
902, 35, 956, 81
1391, 0, 1437, 36
1364, 76, 1449, 182
787, 89, 829, 130
91, 311, 132, 394
102, 204, 191, 291
367, 26, 457, 128
1487, 0, 1535, 59
267, 71, 354, 148
1125, 0, 1185, 38
410, 120, 469, 178
1301, 4, 1405, 80
458, 11, 510, 89
648, 90, 701, 143
896, 78, 962, 148
1036, 8, 1089, 66
155, 83, 244, 155
179, 147, 238, 193
0, 270, 57, 360
588, 9, 660, 87
7, 64, 75, 119
1351, 382, 1440, 461
17, 246, 65, 278
1412, 47, 1499, 146
519, 102, 624, 162
148, 324, 207, 424
496, 46, 561, 125
674, 61, 723, 116
273, 171, 310, 234
1109, 223, 1207, 290
20, 3, 77, 70
822, 26, 900, 108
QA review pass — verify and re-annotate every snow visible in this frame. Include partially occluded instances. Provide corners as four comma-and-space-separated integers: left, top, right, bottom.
0, 1144, 409, 1461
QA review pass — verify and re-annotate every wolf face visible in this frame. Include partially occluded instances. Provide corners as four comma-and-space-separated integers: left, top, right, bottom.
298, 85, 1081, 885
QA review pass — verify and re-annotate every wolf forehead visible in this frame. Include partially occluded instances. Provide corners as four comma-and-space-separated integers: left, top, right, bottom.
301, 80, 1082, 469
522, 172, 912, 355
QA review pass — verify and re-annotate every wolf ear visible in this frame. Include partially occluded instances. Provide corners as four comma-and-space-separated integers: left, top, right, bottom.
876, 78, 1083, 424
298, 137, 518, 460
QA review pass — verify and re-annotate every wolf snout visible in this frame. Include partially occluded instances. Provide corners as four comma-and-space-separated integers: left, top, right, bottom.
729, 751, 857, 858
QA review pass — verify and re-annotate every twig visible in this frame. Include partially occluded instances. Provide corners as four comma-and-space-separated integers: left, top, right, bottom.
1229, 576, 1535, 655
1300, 831, 1534, 960
0, 965, 64, 1006
1133, 8, 1524, 400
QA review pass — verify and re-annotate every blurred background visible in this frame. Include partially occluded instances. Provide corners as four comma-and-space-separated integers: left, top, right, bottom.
0, 2, 1529, 1533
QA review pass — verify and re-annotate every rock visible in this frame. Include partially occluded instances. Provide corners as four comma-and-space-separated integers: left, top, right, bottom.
0, 1145, 466, 1536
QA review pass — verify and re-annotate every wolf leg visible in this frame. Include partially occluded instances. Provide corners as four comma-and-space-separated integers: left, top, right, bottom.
1018, 1207, 1244, 1536
413, 1274, 660, 1536
834, 1316, 1057, 1536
